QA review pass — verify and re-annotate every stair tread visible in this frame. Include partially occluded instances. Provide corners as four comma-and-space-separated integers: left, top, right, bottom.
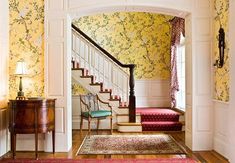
117, 122, 141, 126
72, 68, 84, 70
80, 75, 93, 78
99, 91, 111, 93
90, 83, 102, 85
118, 106, 129, 109
171, 108, 185, 115
137, 108, 181, 115
109, 98, 120, 101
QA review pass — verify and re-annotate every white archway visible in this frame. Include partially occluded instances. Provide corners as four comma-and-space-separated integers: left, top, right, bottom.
44, 0, 213, 152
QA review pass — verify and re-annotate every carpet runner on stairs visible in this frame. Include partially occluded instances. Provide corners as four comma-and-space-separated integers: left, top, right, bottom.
136, 108, 183, 131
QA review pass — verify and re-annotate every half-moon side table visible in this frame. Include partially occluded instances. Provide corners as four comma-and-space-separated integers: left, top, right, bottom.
8, 99, 56, 159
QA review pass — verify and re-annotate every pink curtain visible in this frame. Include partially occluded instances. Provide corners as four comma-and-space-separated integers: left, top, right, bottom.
170, 17, 185, 108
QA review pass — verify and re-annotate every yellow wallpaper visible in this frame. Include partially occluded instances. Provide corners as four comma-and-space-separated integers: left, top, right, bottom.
9, 0, 44, 99
214, 0, 229, 101
72, 82, 88, 96
73, 12, 173, 79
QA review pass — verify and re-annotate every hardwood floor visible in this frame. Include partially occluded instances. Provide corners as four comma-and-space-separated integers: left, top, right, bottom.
1, 130, 229, 163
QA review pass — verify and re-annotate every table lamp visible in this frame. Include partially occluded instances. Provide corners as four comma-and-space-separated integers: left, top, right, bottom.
15, 59, 27, 100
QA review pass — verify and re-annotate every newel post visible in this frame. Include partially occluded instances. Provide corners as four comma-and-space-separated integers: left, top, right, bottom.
129, 64, 136, 123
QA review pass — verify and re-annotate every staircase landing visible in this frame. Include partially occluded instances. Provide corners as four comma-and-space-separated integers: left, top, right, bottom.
137, 107, 184, 131
117, 108, 185, 132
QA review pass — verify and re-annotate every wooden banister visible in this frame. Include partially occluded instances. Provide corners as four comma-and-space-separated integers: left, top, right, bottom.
72, 24, 136, 122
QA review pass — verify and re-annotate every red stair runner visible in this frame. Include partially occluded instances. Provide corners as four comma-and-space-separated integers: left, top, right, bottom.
136, 108, 183, 131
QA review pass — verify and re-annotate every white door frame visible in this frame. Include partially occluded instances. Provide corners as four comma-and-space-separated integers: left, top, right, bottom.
0, 0, 9, 157
44, 0, 213, 152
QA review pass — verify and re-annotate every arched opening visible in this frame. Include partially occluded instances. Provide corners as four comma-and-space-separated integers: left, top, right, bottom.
71, 11, 186, 135
66, 5, 191, 150
45, 0, 213, 152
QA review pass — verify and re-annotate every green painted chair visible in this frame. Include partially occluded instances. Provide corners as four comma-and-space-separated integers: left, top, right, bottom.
80, 93, 113, 135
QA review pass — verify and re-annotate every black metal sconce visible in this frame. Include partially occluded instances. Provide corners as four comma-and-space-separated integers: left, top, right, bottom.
214, 27, 225, 68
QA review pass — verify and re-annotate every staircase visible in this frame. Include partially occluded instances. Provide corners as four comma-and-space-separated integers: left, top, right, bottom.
71, 24, 184, 132
71, 24, 142, 132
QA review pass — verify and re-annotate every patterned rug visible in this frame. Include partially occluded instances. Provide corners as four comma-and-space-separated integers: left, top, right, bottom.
1, 158, 197, 163
77, 134, 186, 155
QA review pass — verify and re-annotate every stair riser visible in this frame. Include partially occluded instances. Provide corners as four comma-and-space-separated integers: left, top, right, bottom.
97, 93, 110, 101
141, 115, 180, 122
72, 70, 83, 76
118, 125, 142, 132
109, 101, 121, 107
116, 108, 129, 114
117, 115, 141, 123
179, 114, 185, 122
80, 78, 93, 85
142, 124, 182, 131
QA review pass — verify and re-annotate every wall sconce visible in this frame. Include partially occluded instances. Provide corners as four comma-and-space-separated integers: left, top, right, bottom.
214, 27, 225, 68
15, 59, 27, 100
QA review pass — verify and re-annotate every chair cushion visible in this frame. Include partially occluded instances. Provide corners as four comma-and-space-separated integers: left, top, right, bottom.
82, 110, 111, 118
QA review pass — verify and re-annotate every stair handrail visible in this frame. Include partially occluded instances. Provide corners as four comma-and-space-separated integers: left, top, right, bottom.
72, 24, 136, 122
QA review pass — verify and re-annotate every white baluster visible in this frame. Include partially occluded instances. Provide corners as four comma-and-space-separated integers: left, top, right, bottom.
72, 30, 130, 105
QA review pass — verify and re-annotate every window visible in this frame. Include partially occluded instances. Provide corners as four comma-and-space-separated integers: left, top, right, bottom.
176, 33, 185, 110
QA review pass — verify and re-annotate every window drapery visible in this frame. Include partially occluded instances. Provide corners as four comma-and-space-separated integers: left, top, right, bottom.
170, 17, 185, 108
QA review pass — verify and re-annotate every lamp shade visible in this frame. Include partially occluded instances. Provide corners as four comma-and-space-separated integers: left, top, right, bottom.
15, 59, 27, 75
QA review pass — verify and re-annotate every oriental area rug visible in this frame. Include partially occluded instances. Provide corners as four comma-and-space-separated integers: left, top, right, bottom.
77, 134, 186, 155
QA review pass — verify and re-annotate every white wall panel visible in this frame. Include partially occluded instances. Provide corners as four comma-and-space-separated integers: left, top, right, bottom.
47, 42, 64, 96
46, 0, 64, 11
191, 0, 213, 151
47, 20, 64, 38
197, 106, 212, 131
16, 134, 44, 151
195, 18, 211, 39
55, 108, 65, 133
213, 100, 229, 158
45, 0, 72, 152
196, 42, 211, 96
135, 80, 170, 107
0, 109, 8, 156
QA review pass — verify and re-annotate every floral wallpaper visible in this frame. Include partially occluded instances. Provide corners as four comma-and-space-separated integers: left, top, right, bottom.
72, 82, 88, 95
9, 0, 44, 99
73, 12, 173, 79
214, 0, 229, 102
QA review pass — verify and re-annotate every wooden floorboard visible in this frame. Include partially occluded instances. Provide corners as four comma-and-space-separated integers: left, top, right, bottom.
1, 130, 229, 163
